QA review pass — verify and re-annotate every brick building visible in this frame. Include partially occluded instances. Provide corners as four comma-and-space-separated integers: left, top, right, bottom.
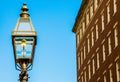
72, 0, 120, 82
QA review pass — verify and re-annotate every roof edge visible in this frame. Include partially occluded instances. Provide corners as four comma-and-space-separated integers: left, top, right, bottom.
72, 0, 89, 33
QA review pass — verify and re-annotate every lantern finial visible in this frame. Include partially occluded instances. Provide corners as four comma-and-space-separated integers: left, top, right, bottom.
20, 3, 29, 18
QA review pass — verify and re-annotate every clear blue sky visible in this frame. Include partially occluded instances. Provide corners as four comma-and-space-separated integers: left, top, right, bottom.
0, 0, 81, 82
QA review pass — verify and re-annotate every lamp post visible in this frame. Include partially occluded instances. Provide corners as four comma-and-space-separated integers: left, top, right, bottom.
12, 3, 37, 82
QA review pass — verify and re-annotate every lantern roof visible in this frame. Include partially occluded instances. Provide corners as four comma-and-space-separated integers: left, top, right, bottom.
12, 3, 36, 37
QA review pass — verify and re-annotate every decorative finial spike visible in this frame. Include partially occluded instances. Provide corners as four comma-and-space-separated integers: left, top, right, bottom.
23, 2, 26, 5
20, 3, 29, 18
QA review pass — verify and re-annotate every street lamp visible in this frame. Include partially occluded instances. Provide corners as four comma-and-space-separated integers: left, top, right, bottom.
12, 3, 37, 82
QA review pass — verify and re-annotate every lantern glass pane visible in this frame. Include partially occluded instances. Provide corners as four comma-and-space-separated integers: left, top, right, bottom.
12, 18, 36, 35
18, 21, 31, 31
14, 37, 34, 59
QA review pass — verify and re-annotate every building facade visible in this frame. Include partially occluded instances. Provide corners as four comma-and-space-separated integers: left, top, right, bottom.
73, 0, 120, 82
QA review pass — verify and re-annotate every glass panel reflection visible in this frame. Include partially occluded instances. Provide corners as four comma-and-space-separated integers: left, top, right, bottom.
18, 22, 31, 31
15, 37, 34, 59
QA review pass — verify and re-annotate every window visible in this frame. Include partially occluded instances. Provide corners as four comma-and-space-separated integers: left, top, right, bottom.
113, 0, 117, 14
78, 55, 80, 70
84, 71, 87, 82
82, 21, 85, 33
92, 58, 95, 74
78, 76, 80, 82
116, 61, 120, 82
102, 44, 106, 61
107, 3, 110, 23
97, 53, 100, 69
108, 36, 112, 54
88, 64, 91, 79
77, 34, 80, 46
101, 13, 104, 31
97, 77, 100, 82
104, 75, 107, 82
86, 11, 90, 25
81, 51, 83, 65
82, 75, 84, 82
84, 46, 86, 60
94, 0, 98, 10
90, 4, 94, 18
96, 24, 99, 40
80, 28, 83, 39
91, 31, 94, 46
114, 26, 118, 47
87, 36, 90, 53
109, 69, 113, 82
